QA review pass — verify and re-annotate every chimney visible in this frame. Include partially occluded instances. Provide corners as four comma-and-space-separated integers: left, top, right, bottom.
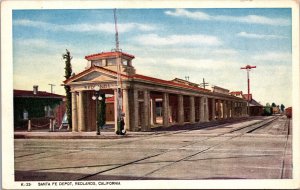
33, 85, 38, 95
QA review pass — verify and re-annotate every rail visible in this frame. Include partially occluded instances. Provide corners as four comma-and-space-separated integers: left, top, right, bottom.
27, 119, 55, 132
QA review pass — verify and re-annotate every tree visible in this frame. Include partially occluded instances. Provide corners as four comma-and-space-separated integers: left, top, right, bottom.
63, 49, 73, 129
280, 104, 285, 112
263, 103, 272, 116
271, 102, 276, 107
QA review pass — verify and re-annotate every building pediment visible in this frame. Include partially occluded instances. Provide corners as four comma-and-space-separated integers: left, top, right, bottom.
73, 71, 117, 82
64, 66, 128, 85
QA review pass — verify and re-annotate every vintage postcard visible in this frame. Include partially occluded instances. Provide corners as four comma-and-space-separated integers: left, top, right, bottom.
1, 0, 299, 189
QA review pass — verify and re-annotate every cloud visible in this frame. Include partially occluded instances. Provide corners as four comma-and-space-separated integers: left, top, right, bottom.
237, 32, 287, 39
165, 9, 210, 20
135, 57, 240, 74
13, 19, 156, 33
253, 52, 291, 62
133, 34, 222, 47
15, 38, 66, 50
165, 9, 290, 26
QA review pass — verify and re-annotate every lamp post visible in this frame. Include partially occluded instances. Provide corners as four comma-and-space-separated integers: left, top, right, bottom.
92, 86, 102, 135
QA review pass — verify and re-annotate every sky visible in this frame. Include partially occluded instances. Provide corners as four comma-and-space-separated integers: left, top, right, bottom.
13, 8, 292, 107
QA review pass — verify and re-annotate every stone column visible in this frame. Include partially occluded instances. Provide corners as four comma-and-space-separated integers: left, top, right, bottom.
204, 97, 209, 122
123, 89, 130, 131
114, 89, 118, 131
237, 102, 240, 117
199, 97, 204, 122
78, 91, 86, 132
227, 101, 231, 118
142, 90, 150, 131
217, 99, 222, 120
151, 98, 156, 125
232, 102, 236, 118
178, 94, 184, 125
163, 92, 169, 127
211, 98, 216, 121
133, 88, 139, 131
86, 92, 92, 132
189, 96, 195, 123
223, 101, 227, 119
238, 102, 243, 117
71, 92, 78, 132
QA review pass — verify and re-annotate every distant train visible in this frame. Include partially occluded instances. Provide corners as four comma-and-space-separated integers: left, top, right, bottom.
285, 107, 292, 119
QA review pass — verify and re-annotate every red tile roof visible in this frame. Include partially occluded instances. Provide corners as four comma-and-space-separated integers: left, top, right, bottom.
242, 94, 252, 101
14, 90, 65, 99
133, 74, 210, 92
230, 91, 243, 95
85, 51, 135, 60
64, 65, 210, 93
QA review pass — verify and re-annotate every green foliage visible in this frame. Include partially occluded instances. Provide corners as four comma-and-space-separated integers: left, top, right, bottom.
263, 103, 272, 116
97, 94, 106, 129
280, 104, 285, 112
271, 102, 276, 107
63, 49, 73, 79
63, 49, 73, 128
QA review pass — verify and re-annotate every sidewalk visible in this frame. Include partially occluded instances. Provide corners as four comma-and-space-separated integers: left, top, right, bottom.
14, 131, 158, 139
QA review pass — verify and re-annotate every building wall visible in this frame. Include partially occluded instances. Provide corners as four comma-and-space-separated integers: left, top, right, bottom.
14, 97, 62, 128
250, 106, 263, 116
106, 102, 114, 121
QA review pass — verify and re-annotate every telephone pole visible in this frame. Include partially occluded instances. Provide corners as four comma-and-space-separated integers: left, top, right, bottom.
200, 78, 209, 89
114, 9, 123, 134
241, 65, 256, 115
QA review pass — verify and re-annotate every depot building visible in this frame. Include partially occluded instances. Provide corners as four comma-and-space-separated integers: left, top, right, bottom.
63, 51, 248, 132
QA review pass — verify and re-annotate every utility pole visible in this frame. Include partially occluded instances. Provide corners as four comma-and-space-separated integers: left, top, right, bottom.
241, 65, 256, 115
200, 78, 209, 89
48, 84, 55, 94
114, 9, 123, 135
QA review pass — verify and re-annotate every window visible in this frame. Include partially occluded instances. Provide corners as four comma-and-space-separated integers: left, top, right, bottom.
122, 59, 129, 66
92, 60, 102, 67
107, 58, 116, 66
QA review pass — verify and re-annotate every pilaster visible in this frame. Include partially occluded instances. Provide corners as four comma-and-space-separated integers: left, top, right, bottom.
178, 94, 184, 125
123, 89, 130, 131
211, 98, 216, 121
71, 92, 78, 132
189, 96, 195, 123
78, 91, 86, 132
163, 92, 169, 127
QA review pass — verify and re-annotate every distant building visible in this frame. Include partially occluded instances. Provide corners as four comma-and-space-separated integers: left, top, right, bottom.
242, 94, 252, 101
14, 86, 64, 128
230, 91, 244, 98
231, 92, 263, 116
248, 98, 264, 116
272, 106, 280, 114
212, 86, 230, 95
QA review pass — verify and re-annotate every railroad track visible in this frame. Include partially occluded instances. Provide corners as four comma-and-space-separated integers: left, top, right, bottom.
280, 117, 292, 179
78, 116, 284, 180
19, 115, 288, 180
